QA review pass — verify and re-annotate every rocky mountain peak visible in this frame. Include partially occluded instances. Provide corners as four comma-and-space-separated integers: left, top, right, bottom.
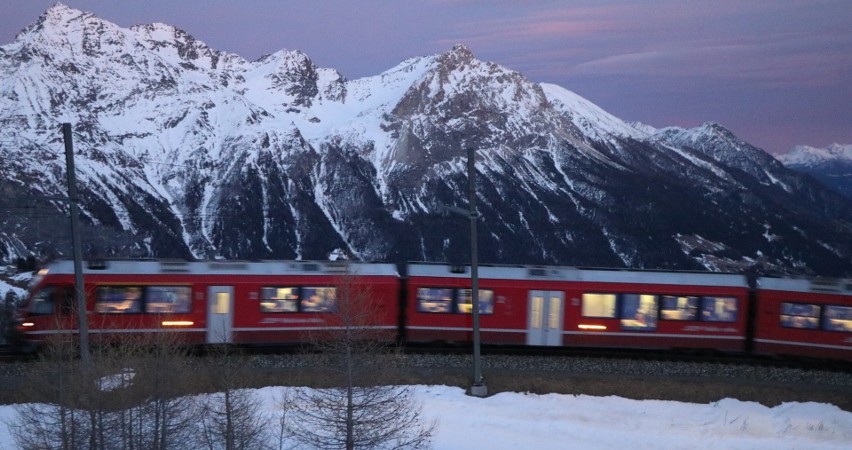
257, 48, 311, 66
11, 3, 113, 56
700, 121, 738, 139
35, 2, 88, 31
1, 6, 850, 276
652, 122, 789, 186
449, 43, 474, 60
432, 43, 477, 72
254, 48, 342, 107
127, 23, 232, 72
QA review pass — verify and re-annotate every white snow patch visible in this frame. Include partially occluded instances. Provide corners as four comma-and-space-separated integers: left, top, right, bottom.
2, 386, 850, 449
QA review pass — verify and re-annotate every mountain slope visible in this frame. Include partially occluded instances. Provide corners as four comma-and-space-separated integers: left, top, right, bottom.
776, 144, 852, 200
1, 4, 851, 276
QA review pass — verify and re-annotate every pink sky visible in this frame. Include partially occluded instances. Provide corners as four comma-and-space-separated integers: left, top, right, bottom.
1, 0, 850, 154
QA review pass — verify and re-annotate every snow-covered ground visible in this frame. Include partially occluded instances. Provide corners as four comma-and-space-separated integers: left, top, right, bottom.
1, 385, 849, 449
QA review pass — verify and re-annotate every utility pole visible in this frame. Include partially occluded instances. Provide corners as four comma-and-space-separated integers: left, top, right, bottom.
62, 123, 91, 365
467, 147, 486, 397
436, 147, 487, 396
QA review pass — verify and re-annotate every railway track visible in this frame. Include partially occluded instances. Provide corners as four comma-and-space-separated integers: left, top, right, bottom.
239, 347, 852, 409
402, 343, 852, 374
3, 340, 849, 372
2, 344, 850, 410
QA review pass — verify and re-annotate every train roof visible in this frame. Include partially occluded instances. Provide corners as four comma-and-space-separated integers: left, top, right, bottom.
757, 277, 852, 295
407, 263, 749, 288
38, 259, 400, 277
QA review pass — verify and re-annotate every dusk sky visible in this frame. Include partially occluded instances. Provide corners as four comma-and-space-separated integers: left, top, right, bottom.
1, 1, 850, 155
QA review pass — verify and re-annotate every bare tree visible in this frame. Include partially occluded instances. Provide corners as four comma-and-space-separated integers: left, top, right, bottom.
283, 274, 435, 450
196, 345, 273, 450
9, 321, 201, 450
9, 319, 95, 450
273, 391, 298, 450
115, 326, 199, 450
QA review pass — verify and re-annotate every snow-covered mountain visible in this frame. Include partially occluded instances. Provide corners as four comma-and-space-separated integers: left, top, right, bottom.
1, 4, 851, 276
776, 144, 852, 199
777, 144, 852, 167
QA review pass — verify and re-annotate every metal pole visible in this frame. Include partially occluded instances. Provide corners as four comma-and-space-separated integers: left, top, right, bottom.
62, 123, 91, 365
468, 147, 486, 397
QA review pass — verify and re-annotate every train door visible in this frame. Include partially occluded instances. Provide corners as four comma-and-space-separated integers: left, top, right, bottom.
527, 291, 564, 346
207, 286, 234, 344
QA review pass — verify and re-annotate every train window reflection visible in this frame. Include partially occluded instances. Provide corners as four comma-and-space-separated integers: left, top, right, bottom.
456, 289, 494, 314
780, 302, 820, 329
417, 288, 453, 313
620, 294, 658, 330
822, 305, 852, 332
699, 297, 737, 323
260, 287, 299, 313
582, 293, 616, 318
145, 286, 191, 314
660, 296, 698, 321
95, 286, 143, 314
301, 287, 337, 312
28, 287, 56, 315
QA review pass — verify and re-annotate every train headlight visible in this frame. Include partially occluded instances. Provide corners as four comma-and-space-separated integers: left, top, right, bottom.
578, 324, 607, 331
20, 322, 35, 327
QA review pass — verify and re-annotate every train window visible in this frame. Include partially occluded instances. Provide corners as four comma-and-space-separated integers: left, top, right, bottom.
822, 305, 852, 332
95, 286, 143, 314
620, 294, 658, 331
145, 286, 192, 314
301, 287, 337, 312
260, 287, 299, 313
57, 288, 75, 316
779, 302, 821, 329
456, 289, 494, 314
660, 296, 698, 321
417, 288, 453, 313
699, 297, 737, 322
581, 293, 616, 318
28, 287, 56, 315
27, 287, 75, 316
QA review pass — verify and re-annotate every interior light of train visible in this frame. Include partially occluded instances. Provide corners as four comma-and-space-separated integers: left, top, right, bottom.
161, 321, 194, 327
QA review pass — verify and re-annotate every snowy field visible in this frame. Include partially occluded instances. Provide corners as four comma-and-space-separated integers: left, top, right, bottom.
1, 385, 850, 449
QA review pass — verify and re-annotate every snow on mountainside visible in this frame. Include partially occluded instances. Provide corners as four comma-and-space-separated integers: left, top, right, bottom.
776, 144, 852, 200
1, 4, 851, 276
540, 83, 653, 141
777, 144, 852, 167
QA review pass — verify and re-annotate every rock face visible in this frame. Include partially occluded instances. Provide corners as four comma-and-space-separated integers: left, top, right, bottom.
1, 5, 851, 276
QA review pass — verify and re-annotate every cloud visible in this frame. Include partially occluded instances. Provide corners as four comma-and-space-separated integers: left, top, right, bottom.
439, 5, 632, 46
569, 32, 852, 88
431, 1, 852, 91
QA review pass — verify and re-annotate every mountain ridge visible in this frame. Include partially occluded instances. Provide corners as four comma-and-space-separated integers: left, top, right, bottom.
1, 4, 850, 276
776, 143, 852, 200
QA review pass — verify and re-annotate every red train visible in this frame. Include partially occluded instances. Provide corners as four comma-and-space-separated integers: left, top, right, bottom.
6, 259, 851, 361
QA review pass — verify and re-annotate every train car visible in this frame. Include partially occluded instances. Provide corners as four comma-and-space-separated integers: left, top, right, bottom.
7, 259, 400, 351
405, 263, 751, 352
10, 258, 850, 362
753, 277, 852, 361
